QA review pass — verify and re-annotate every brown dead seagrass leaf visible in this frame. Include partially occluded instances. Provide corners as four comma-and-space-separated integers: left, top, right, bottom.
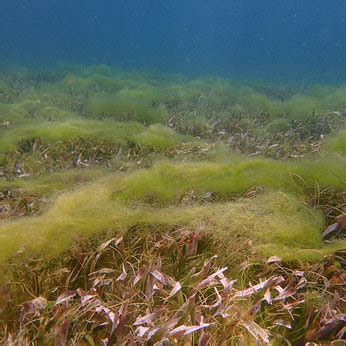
263, 289, 272, 305
198, 332, 212, 346
92, 275, 113, 288
217, 270, 236, 291
184, 232, 200, 257
267, 256, 282, 264
90, 252, 102, 273
145, 271, 155, 299
95, 304, 116, 326
322, 214, 346, 240
77, 288, 98, 306
174, 294, 196, 324
136, 326, 150, 338
116, 264, 127, 282
55, 291, 76, 305
195, 267, 228, 290
111, 301, 128, 341
20, 296, 47, 323
305, 316, 346, 342
133, 264, 148, 286
192, 255, 218, 279
248, 299, 263, 317
208, 287, 222, 310
235, 275, 284, 298
241, 320, 270, 343
146, 327, 161, 341
53, 320, 69, 346
169, 323, 211, 337
90, 268, 116, 275
97, 236, 123, 252
134, 312, 157, 326
274, 319, 292, 329
150, 269, 175, 287
167, 281, 182, 299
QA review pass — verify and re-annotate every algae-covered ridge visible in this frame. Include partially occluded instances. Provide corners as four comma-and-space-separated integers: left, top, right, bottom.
0, 162, 344, 265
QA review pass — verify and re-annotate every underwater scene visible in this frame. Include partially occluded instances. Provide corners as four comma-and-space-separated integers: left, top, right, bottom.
0, 1, 345, 345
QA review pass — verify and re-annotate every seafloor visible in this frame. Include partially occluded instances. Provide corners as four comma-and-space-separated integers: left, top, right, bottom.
0, 65, 345, 344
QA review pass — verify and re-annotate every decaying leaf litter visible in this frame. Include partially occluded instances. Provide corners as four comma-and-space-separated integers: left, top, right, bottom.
1, 230, 345, 345
0, 65, 345, 344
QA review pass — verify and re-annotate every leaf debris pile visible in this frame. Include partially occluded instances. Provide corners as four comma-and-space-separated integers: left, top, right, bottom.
1, 230, 344, 345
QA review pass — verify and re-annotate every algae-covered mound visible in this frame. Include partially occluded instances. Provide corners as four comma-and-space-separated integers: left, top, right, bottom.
0, 188, 331, 265
113, 159, 346, 204
0, 120, 188, 157
85, 94, 167, 124
325, 129, 346, 155
0, 159, 344, 266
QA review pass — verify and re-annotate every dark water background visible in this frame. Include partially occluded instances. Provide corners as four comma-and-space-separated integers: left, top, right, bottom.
1, 0, 346, 82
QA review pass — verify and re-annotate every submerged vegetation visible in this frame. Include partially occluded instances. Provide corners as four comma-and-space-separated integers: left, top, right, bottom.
0, 65, 345, 344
